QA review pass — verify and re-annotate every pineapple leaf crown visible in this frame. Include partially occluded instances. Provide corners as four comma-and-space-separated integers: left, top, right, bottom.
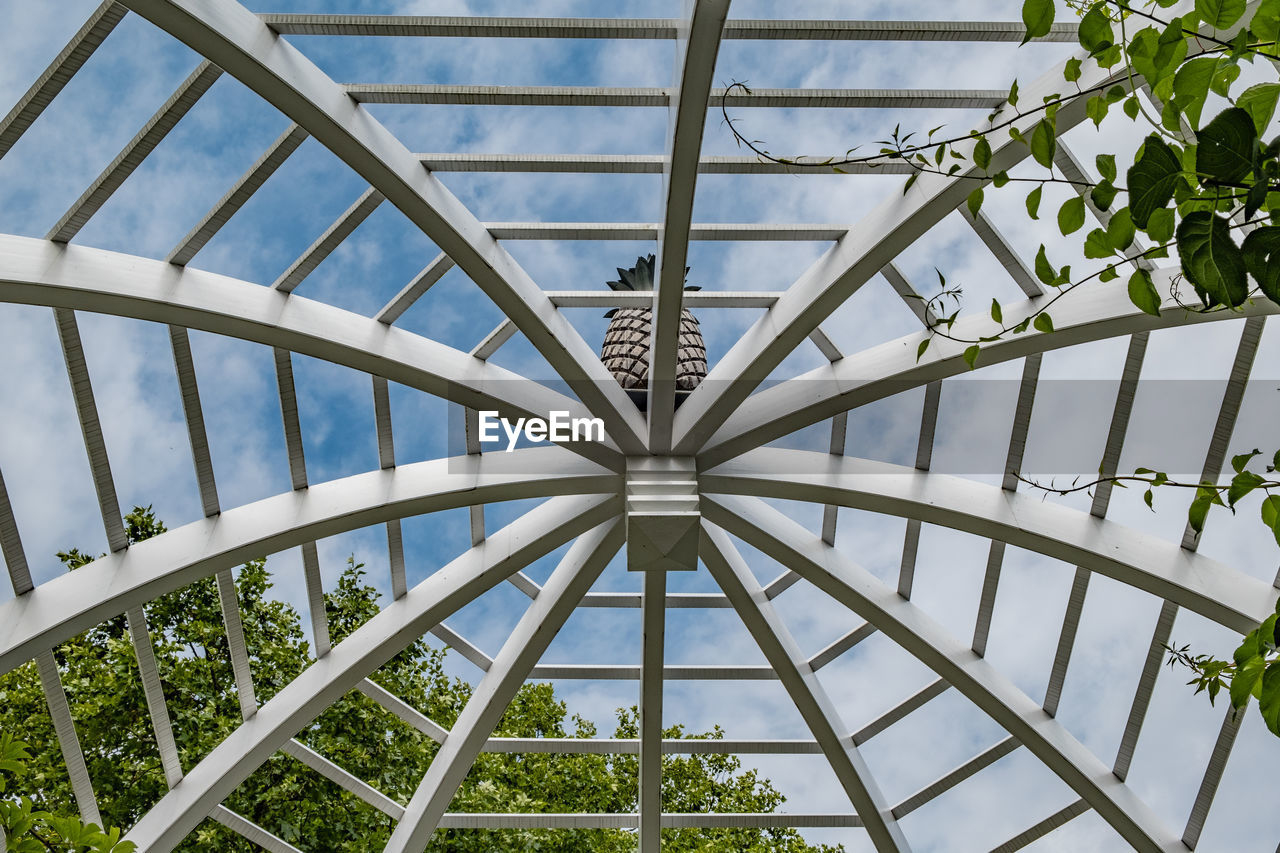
603, 254, 700, 318
606, 254, 700, 293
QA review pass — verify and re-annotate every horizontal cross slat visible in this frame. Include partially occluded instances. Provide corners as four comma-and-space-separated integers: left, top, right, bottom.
47, 62, 222, 243
0, 1, 127, 160
347, 84, 1006, 109
263, 16, 1077, 42
168, 125, 308, 266
417, 153, 915, 174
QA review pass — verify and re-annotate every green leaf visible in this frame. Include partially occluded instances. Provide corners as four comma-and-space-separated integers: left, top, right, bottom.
968, 187, 985, 218
1228, 470, 1265, 506
1124, 96, 1142, 120
1064, 57, 1082, 82
1091, 179, 1119, 211
1197, 107, 1258, 184
1177, 211, 1248, 307
1107, 207, 1136, 251
1189, 492, 1215, 533
1197, 0, 1246, 28
1241, 226, 1280, 303
1127, 135, 1183, 228
1025, 185, 1042, 219
1084, 227, 1113, 258
1230, 448, 1260, 474
1128, 269, 1162, 316
963, 344, 981, 369
1008, 79, 1019, 108
1086, 94, 1110, 127
1030, 119, 1056, 168
992, 170, 1010, 188
1058, 196, 1086, 234
1262, 495, 1280, 546
1021, 0, 1055, 43
1261, 662, 1280, 735
1254, 0, 1280, 43
916, 338, 930, 361
1035, 244, 1055, 285
1173, 56, 1217, 129
1230, 654, 1266, 708
1096, 153, 1117, 183
1147, 207, 1176, 244
973, 135, 992, 170
990, 299, 1003, 324
1210, 61, 1241, 98
1078, 5, 1114, 54
1237, 84, 1280, 134
1033, 312, 1054, 333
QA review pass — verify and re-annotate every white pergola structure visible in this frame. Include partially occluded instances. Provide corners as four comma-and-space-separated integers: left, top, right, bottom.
0, 1, 1277, 851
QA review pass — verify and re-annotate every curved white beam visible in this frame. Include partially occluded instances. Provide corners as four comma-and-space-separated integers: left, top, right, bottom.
696, 276, 1279, 467
648, 0, 730, 450
121, 494, 619, 852
387, 518, 623, 851
701, 494, 1184, 853
700, 525, 910, 851
0, 234, 623, 469
672, 2, 1231, 456
701, 449, 1278, 635
0, 448, 618, 674
117, 0, 647, 454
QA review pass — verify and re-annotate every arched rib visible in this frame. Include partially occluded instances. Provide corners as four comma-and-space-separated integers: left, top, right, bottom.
386, 518, 623, 851
0, 234, 622, 469
647, 0, 730, 451
0, 448, 618, 674
696, 273, 1279, 468
700, 524, 910, 851
116, 0, 646, 453
701, 494, 1184, 853
701, 449, 1277, 634
120, 493, 619, 852
672, 4, 1244, 456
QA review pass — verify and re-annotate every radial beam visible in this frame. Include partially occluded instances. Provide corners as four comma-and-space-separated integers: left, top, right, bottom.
671, 15, 1243, 456
260, 15, 1078, 42
958, 207, 1043, 298
272, 187, 384, 293
702, 449, 1277, 635
696, 267, 1279, 468
702, 525, 910, 851
649, 0, 731, 451
346, 84, 1006, 109
120, 494, 616, 851
375, 253, 455, 325
168, 124, 309, 266
1043, 332, 1148, 716
1112, 316, 1264, 783
0, 449, 617, 673
387, 519, 622, 851
0, 464, 34, 596
0, 1, 127, 160
119, 0, 646, 454
46, 62, 222, 243
703, 494, 1182, 852
0, 235, 622, 468
211, 806, 305, 853
36, 650, 101, 826
53, 309, 126, 553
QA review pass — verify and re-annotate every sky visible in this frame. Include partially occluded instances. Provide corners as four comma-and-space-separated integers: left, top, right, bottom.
0, 0, 1278, 850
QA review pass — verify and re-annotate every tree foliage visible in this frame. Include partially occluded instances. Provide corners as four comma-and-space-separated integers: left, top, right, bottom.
0, 508, 840, 851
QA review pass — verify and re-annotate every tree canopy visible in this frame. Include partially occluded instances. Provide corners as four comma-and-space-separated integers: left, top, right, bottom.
0, 507, 840, 851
